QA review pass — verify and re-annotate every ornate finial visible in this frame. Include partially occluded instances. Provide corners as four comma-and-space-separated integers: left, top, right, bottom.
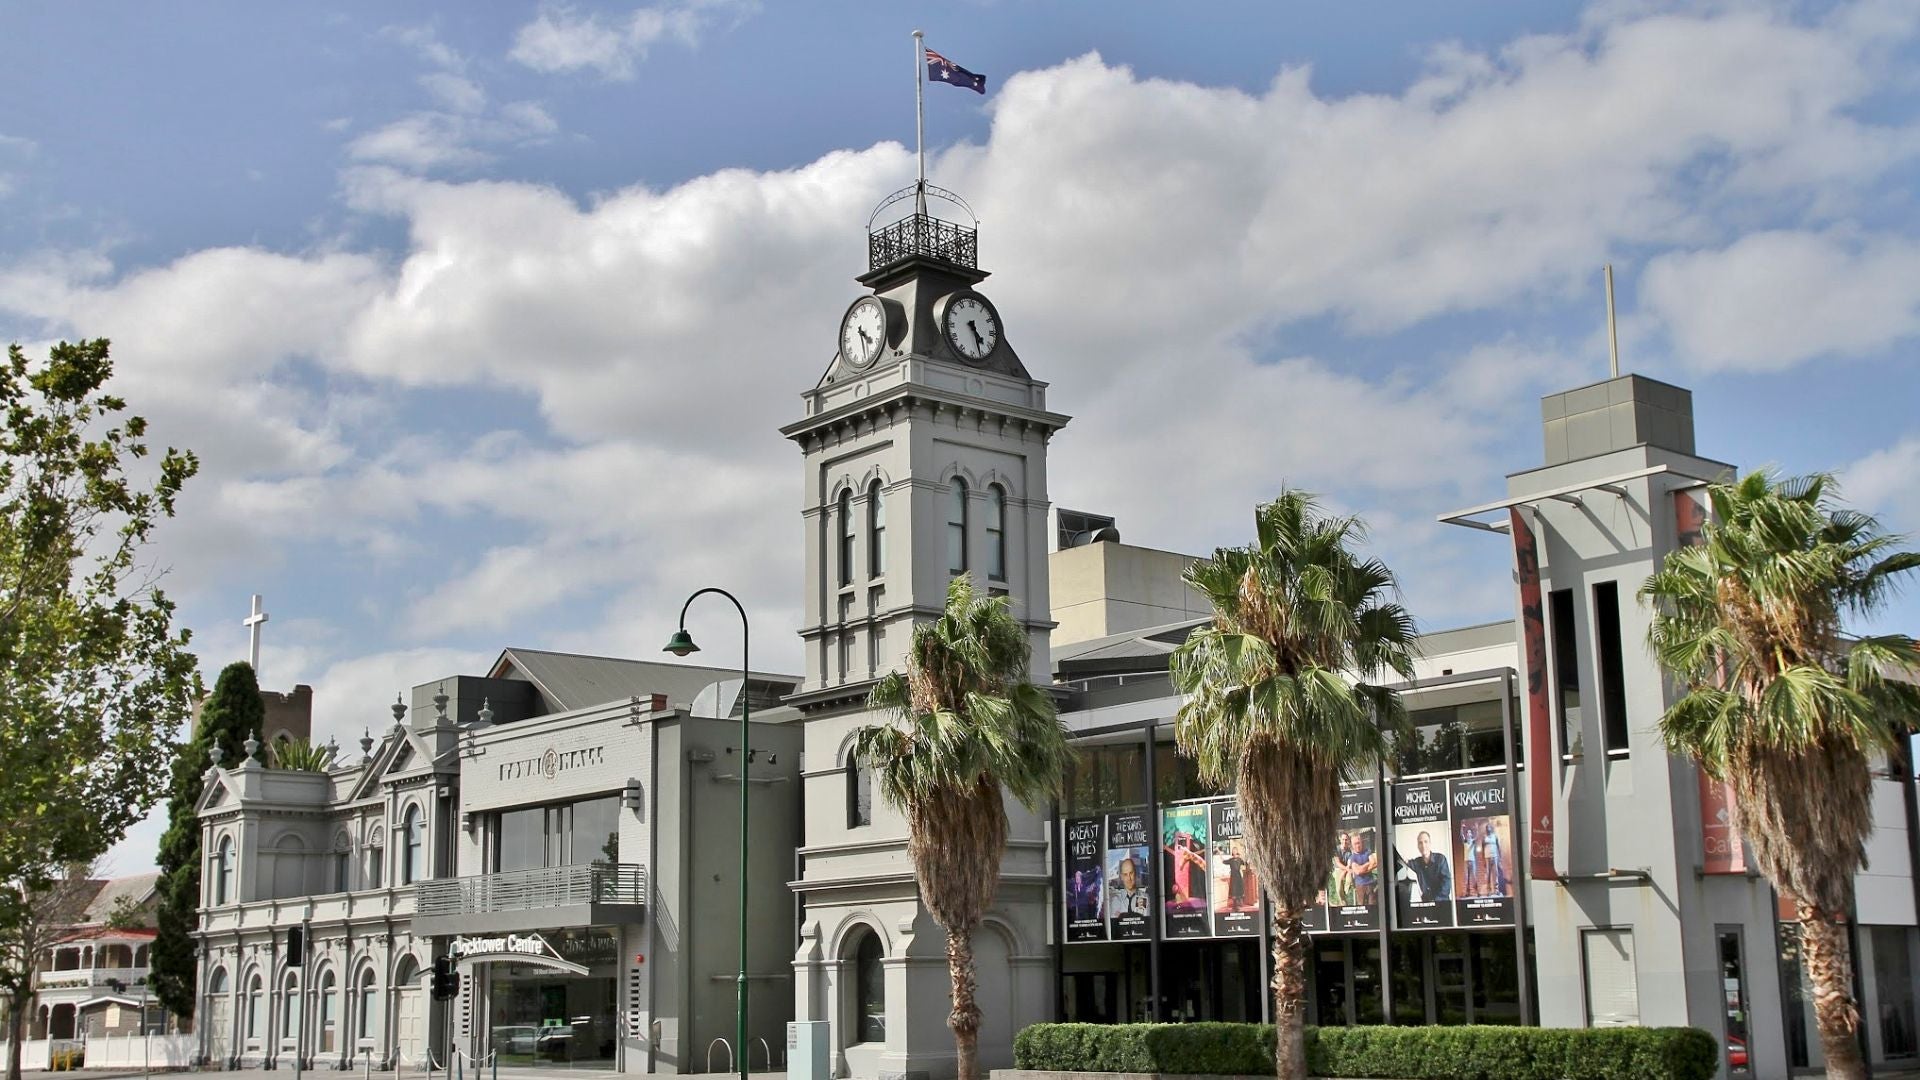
243, 732, 261, 761
360, 728, 375, 760
433, 683, 449, 721
477, 697, 494, 726
325, 735, 340, 760
391, 693, 408, 726
208, 744, 226, 767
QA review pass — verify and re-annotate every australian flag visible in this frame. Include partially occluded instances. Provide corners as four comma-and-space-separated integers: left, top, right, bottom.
926, 47, 986, 94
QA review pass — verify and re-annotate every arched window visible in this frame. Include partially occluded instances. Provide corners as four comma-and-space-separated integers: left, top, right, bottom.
847, 756, 873, 829
986, 485, 1007, 581
214, 836, 234, 905
208, 967, 229, 995
333, 832, 352, 892
854, 931, 886, 1044
365, 827, 384, 889
318, 969, 338, 1053
245, 973, 264, 1043
836, 489, 855, 587
867, 480, 886, 577
402, 805, 424, 885
947, 478, 969, 574
280, 971, 300, 1044
357, 969, 379, 1042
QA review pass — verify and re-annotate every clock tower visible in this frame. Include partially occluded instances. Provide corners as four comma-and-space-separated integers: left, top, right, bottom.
782, 187, 1067, 1079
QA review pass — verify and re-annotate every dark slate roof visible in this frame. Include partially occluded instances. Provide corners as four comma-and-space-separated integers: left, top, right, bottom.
490, 648, 799, 715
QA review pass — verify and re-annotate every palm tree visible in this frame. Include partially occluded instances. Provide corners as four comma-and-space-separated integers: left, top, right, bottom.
1643, 471, 1920, 1080
1169, 491, 1415, 1080
267, 736, 337, 772
852, 577, 1071, 1080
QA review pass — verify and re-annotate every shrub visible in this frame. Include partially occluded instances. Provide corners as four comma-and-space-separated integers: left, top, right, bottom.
1014, 1023, 1719, 1080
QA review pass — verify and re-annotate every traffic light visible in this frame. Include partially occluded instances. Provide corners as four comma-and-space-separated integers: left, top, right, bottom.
286, 926, 304, 967
431, 955, 458, 1000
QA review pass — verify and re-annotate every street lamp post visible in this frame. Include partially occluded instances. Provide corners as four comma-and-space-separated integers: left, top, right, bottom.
663, 588, 750, 1080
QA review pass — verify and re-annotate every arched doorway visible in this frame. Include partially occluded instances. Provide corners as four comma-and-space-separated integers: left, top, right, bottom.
206, 967, 233, 1064
838, 926, 887, 1078
48, 1003, 77, 1040
393, 955, 427, 1064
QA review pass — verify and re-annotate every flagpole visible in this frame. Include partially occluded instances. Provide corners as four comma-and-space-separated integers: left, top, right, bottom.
913, 29, 926, 216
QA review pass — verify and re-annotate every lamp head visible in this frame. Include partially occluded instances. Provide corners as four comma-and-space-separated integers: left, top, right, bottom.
663, 628, 700, 657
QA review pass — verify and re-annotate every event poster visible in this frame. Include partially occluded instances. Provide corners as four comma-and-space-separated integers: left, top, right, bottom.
1064, 818, 1107, 942
1103, 812, 1152, 940
1390, 780, 1454, 929
1451, 776, 1516, 926
1311, 784, 1382, 934
1209, 801, 1261, 937
1160, 803, 1212, 938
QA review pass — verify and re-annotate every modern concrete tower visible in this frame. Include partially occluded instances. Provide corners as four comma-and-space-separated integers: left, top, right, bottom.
782, 195, 1069, 1079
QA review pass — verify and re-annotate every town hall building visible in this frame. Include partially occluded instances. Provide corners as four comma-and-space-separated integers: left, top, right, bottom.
192, 189, 1920, 1080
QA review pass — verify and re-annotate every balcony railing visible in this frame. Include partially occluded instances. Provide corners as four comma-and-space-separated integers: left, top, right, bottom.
416, 863, 646, 919
868, 213, 978, 272
36, 966, 146, 990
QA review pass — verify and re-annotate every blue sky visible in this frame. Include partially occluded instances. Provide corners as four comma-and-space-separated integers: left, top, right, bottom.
3, 1, 1918, 873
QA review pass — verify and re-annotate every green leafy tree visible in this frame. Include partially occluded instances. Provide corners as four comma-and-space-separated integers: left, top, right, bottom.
0, 338, 197, 1080
1169, 491, 1415, 1080
152, 661, 262, 1023
852, 578, 1071, 1080
0, 863, 100, 1071
1643, 472, 1920, 1080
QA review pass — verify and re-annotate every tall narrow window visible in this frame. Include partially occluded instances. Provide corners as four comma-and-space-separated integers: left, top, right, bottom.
1547, 589, 1582, 759
947, 478, 969, 573
837, 489, 855, 587
319, 970, 338, 1053
867, 480, 886, 577
365, 830, 383, 889
357, 969, 378, 1042
848, 757, 873, 828
1592, 582, 1630, 755
246, 974, 264, 1043
402, 805, 424, 885
855, 931, 886, 1043
281, 973, 300, 1043
986, 485, 1007, 581
215, 836, 234, 905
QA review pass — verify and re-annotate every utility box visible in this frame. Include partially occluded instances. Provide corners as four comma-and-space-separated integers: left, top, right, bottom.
788, 1021, 829, 1080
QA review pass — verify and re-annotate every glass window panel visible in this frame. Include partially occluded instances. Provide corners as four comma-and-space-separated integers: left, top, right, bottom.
496, 808, 544, 872
855, 933, 886, 1043
868, 482, 886, 577
572, 797, 620, 865
947, 480, 968, 573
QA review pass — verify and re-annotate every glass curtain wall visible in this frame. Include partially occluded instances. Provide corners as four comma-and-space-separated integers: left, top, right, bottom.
493, 796, 621, 872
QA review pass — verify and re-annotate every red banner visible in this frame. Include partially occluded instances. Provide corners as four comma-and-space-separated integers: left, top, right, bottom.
1675, 489, 1748, 875
1511, 508, 1558, 881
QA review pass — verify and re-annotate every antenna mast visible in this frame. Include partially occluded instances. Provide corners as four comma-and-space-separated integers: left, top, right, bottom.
1604, 264, 1621, 379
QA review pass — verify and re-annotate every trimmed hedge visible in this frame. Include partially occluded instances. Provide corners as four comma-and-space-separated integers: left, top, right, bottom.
1012, 1023, 1720, 1080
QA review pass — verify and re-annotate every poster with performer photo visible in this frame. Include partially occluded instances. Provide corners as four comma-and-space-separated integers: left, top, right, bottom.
1450, 775, 1516, 927
1103, 812, 1152, 940
1308, 784, 1382, 934
1390, 780, 1454, 929
1063, 818, 1107, 942
1209, 801, 1261, 937
1160, 803, 1212, 939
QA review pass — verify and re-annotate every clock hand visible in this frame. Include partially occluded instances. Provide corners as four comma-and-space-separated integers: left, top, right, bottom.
968, 321, 985, 350
858, 327, 873, 348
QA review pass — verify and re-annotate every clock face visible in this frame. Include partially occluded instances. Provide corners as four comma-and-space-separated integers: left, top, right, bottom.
944, 295, 999, 361
839, 296, 887, 369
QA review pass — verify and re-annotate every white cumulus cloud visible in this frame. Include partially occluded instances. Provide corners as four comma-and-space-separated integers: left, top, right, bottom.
510, 0, 755, 79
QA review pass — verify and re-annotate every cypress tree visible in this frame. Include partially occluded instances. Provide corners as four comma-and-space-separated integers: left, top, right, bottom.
150, 662, 263, 1023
